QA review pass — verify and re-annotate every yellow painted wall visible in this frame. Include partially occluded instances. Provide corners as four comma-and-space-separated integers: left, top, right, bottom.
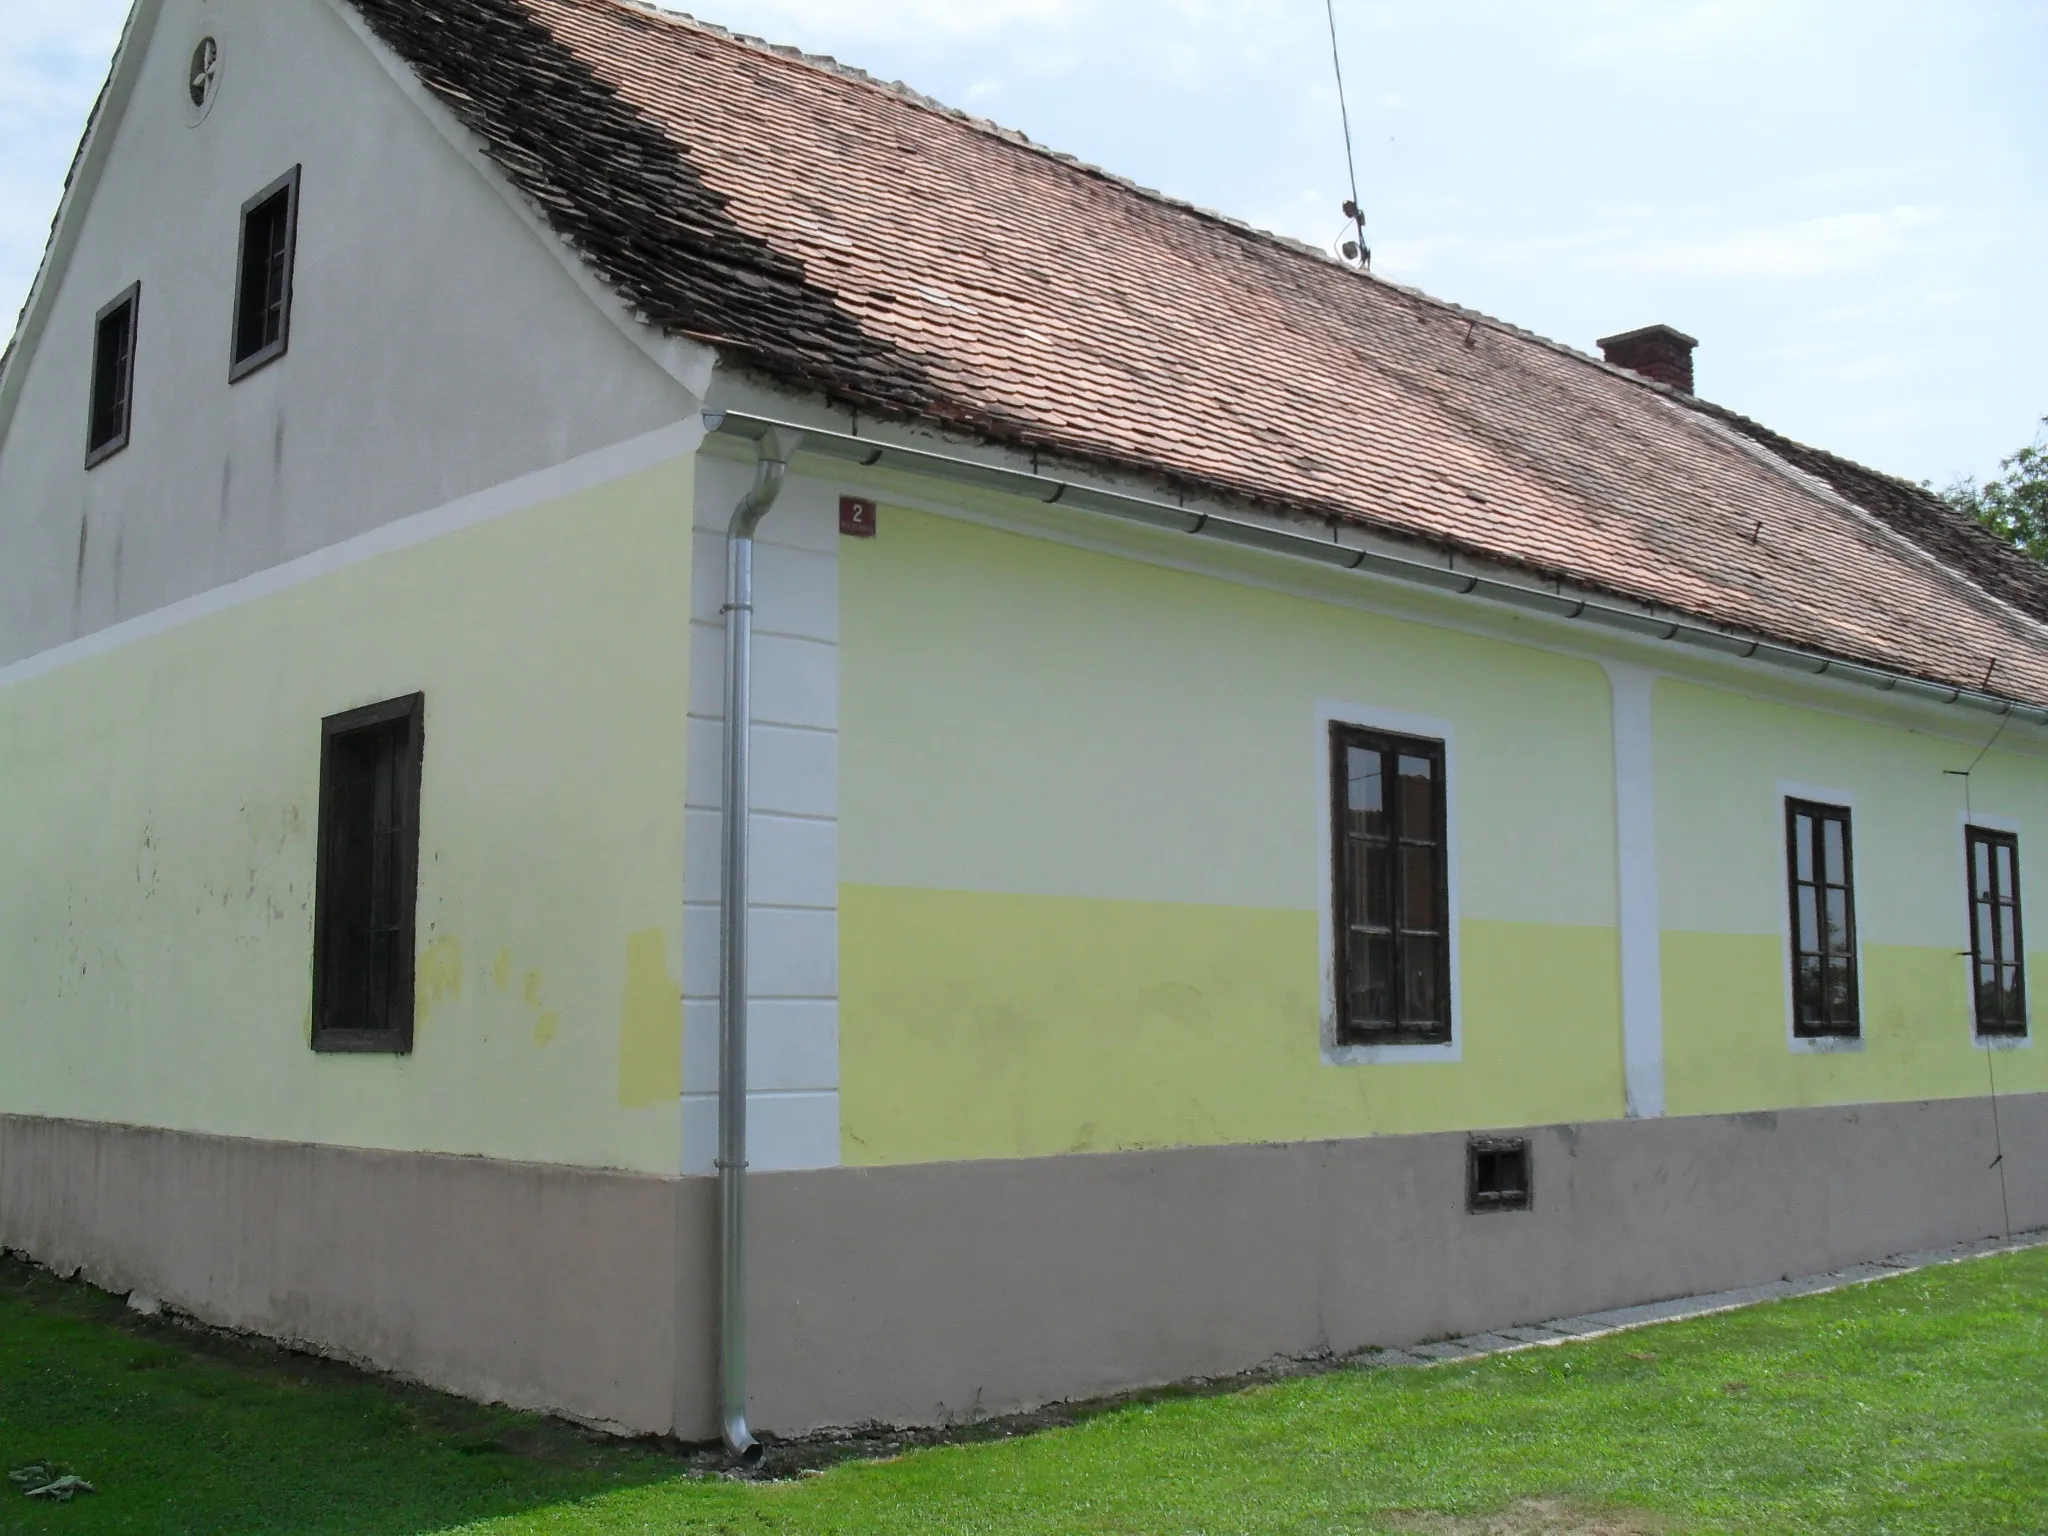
0, 459, 695, 1174
838, 506, 1628, 1164
1654, 677, 2048, 1115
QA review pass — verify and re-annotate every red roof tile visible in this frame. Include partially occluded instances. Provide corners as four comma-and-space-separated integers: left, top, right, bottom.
345, 0, 2048, 708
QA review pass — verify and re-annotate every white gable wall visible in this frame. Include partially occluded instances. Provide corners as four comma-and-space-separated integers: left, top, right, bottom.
0, 0, 694, 669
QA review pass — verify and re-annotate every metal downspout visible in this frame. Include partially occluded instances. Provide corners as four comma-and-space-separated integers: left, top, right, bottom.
716, 426, 801, 1465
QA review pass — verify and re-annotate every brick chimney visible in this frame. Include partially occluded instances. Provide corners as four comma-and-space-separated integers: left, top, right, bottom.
1597, 324, 1698, 394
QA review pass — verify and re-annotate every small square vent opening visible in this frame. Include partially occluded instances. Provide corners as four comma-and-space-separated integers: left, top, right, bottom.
1468, 1137, 1531, 1214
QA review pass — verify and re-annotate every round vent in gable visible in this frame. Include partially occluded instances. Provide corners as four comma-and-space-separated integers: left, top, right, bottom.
186, 37, 220, 125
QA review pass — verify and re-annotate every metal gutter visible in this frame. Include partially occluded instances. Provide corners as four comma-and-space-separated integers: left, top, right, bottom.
703, 409, 2048, 728
713, 426, 801, 1466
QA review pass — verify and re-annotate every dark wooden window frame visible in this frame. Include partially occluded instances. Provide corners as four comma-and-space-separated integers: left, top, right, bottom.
311, 693, 424, 1054
1331, 722, 1453, 1047
1468, 1137, 1532, 1214
1966, 825, 2028, 1039
85, 282, 140, 469
1785, 797, 1861, 1039
230, 165, 301, 382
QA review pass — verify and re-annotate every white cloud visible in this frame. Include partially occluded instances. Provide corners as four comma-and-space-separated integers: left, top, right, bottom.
654, 0, 1076, 47
1376, 206, 1943, 286
1559, 0, 1798, 62
1616, 207, 1941, 280
0, 0, 128, 329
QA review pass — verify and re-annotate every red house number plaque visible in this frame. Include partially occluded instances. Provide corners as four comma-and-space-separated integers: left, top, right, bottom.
839, 496, 877, 538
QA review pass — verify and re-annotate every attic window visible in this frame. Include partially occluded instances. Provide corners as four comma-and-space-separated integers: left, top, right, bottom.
188, 37, 219, 113
85, 283, 139, 468
231, 166, 300, 380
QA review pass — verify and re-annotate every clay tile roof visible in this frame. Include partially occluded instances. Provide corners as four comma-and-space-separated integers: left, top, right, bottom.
344, 0, 2048, 708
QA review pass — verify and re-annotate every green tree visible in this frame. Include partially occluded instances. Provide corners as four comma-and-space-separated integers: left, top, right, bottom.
1947, 417, 2048, 561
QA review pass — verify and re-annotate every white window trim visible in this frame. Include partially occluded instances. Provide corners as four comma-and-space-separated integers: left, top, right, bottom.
1318, 699, 1463, 1065
1777, 779, 1868, 1054
1956, 811, 2034, 1051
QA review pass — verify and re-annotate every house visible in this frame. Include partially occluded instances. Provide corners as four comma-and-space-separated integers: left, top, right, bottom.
2, 0, 2042, 1450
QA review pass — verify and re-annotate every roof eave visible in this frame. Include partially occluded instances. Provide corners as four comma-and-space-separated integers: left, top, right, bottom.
706, 403, 2048, 724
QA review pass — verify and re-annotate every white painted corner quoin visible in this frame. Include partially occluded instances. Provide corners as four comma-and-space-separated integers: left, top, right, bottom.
682, 453, 842, 1173
1605, 662, 1666, 1118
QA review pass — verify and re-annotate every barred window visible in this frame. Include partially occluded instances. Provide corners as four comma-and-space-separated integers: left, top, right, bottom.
1967, 827, 2027, 1038
1786, 799, 1860, 1038
312, 695, 424, 1053
86, 284, 139, 467
232, 167, 300, 379
1333, 724, 1450, 1045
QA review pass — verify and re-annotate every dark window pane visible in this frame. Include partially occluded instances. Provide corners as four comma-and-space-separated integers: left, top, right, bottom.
88, 291, 137, 459
1965, 831, 2027, 1038
240, 195, 288, 355
1825, 957, 1855, 1019
1402, 934, 1442, 1024
1825, 888, 1850, 955
1788, 802, 1859, 1036
1796, 886, 1819, 956
1334, 725, 1449, 1044
1469, 1141, 1531, 1211
1796, 955, 1823, 1023
233, 171, 299, 374
1347, 746, 1384, 834
1363, 841, 1392, 928
1396, 754, 1435, 833
314, 696, 421, 1051
1400, 844, 1439, 931
1349, 931, 1392, 1024
1492, 1152, 1527, 1199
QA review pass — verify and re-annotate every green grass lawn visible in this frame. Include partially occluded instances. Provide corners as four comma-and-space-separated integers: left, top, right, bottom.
3, 1246, 2044, 1536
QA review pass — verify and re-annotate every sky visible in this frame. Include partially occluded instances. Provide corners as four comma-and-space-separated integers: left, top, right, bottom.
3, 0, 2043, 488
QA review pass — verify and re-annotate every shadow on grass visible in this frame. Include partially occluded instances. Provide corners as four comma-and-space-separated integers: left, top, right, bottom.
6, 1246, 2047, 1536
0, 1255, 700, 1536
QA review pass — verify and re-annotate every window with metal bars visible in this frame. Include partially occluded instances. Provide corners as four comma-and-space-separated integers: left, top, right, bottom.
1786, 798, 1860, 1038
1332, 723, 1451, 1045
1468, 1138, 1531, 1213
1967, 827, 2027, 1038
312, 695, 424, 1053
86, 283, 139, 468
231, 166, 300, 380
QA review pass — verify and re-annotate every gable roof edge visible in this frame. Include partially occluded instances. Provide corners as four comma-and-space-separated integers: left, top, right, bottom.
534, 1, 1669, 421
0, 0, 165, 460
1673, 396, 2048, 654
316, 0, 716, 399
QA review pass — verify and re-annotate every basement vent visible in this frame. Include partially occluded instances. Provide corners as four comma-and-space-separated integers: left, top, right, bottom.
1468, 1137, 1532, 1214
